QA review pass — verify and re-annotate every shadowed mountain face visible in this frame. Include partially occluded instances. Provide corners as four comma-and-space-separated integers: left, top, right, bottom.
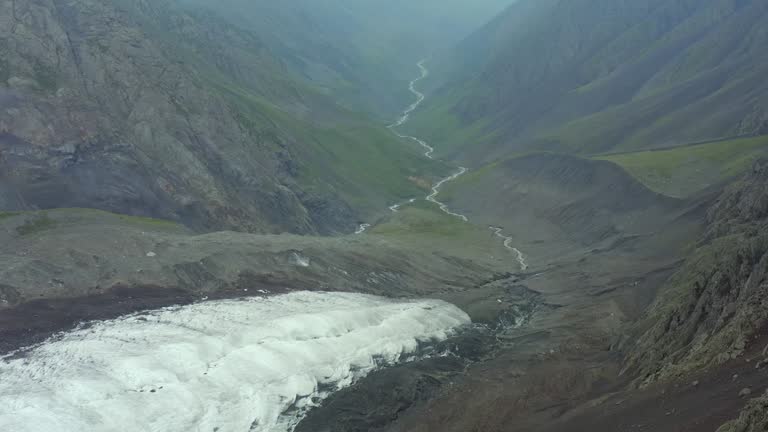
411, 0, 768, 162
0, 0, 447, 234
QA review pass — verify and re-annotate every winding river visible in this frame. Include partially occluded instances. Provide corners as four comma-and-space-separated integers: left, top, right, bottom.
490, 227, 529, 271
358, 61, 529, 271
353, 60, 469, 232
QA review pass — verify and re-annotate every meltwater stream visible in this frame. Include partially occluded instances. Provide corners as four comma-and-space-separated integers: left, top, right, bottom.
355, 60, 470, 236
357, 60, 529, 271
0, 292, 470, 432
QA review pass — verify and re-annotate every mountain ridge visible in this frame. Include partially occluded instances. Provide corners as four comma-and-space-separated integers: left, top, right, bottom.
409, 0, 768, 164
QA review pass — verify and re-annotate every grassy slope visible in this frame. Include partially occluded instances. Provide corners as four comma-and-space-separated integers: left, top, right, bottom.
540, 63, 768, 155
410, 63, 768, 164
119, 0, 451, 225
596, 135, 768, 197
432, 134, 768, 202
209, 76, 450, 218
401, 88, 497, 160
0, 208, 187, 233
435, 150, 574, 203
368, 200, 518, 266
370, 201, 476, 239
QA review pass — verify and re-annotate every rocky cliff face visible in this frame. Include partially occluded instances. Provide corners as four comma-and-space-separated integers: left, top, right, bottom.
625, 160, 768, 384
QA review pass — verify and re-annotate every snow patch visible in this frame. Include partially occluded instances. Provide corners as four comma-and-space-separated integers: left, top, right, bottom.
288, 252, 310, 267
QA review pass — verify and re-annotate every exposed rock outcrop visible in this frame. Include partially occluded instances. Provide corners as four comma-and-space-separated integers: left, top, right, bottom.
716, 390, 768, 432
625, 160, 768, 384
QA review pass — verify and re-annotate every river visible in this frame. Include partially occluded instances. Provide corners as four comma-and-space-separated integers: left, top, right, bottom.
355, 60, 471, 233
358, 61, 529, 271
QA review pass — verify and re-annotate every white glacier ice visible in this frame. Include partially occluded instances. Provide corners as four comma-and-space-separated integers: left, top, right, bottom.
0, 291, 470, 432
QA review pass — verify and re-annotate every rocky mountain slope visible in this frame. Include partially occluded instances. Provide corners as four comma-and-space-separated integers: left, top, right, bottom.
177, 0, 514, 118
625, 159, 768, 385
437, 152, 691, 261
409, 0, 768, 163
0, 0, 444, 235
272, 159, 766, 432
527, 160, 768, 432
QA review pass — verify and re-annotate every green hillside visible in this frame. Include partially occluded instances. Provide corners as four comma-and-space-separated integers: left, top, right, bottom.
596, 135, 768, 198
0, 0, 450, 235
410, 0, 768, 164
211, 77, 451, 219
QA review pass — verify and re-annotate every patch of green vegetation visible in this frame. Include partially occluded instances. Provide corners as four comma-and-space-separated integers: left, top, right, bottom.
540, 66, 767, 156
434, 162, 501, 203
404, 87, 499, 159
207, 73, 450, 217
16, 214, 57, 236
437, 151, 563, 201
0, 211, 20, 221
297, 125, 446, 208
368, 201, 519, 264
597, 135, 768, 197
116, 214, 180, 228
370, 200, 476, 239
32, 61, 59, 92
539, 105, 631, 154
51, 208, 181, 229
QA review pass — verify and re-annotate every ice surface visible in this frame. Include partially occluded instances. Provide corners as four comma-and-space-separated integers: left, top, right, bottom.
0, 291, 470, 432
